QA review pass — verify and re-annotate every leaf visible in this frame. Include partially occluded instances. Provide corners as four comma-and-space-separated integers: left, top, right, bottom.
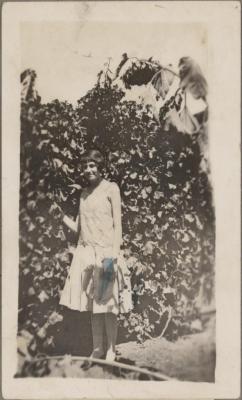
37, 326, 47, 339
49, 202, 61, 215
183, 182, 191, 193
27, 200, 36, 210
59, 191, 68, 201
154, 191, 163, 200
53, 158, 63, 169
167, 160, 174, 169
36, 216, 45, 224
182, 233, 190, 243
37, 139, 50, 150
70, 139, 77, 149
168, 183, 176, 190
68, 184, 82, 190
148, 148, 156, 159
184, 214, 194, 223
55, 229, 66, 241
23, 268, 30, 276
118, 158, 126, 165
150, 175, 158, 184
34, 249, 43, 256
38, 291, 49, 303
195, 215, 203, 230
43, 271, 53, 278
17, 331, 33, 360
51, 144, 60, 153
48, 311, 63, 325
130, 172, 138, 180
62, 164, 74, 174
34, 263, 41, 272
128, 205, 139, 212
28, 287, 35, 296
141, 189, 148, 199
143, 241, 155, 255
28, 222, 35, 232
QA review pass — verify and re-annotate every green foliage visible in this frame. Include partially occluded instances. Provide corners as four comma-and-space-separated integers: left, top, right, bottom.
19, 73, 215, 353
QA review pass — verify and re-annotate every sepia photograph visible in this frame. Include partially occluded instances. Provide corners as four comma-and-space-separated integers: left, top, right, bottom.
2, 1, 240, 399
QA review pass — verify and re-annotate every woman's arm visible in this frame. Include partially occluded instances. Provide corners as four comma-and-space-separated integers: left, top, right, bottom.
109, 183, 122, 259
53, 201, 80, 234
63, 214, 80, 234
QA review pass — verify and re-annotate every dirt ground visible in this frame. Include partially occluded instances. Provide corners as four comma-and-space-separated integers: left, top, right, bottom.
116, 316, 215, 382
18, 312, 215, 381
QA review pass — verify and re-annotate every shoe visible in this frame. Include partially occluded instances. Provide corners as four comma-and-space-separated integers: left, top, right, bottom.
90, 350, 105, 359
82, 350, 104, 371
105, 349, 116, 362
82, 359, 93, 371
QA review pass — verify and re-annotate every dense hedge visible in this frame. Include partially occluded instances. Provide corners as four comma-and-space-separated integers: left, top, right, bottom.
19, 71, 215, 358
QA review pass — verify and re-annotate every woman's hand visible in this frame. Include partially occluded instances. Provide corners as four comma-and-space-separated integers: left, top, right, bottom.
111, 255, 118, 264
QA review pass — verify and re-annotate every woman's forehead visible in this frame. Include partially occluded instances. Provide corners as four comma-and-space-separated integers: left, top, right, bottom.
83, 159, 96, 165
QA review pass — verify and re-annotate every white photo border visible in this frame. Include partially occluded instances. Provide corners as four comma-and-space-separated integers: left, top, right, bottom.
2, 1, 241, 398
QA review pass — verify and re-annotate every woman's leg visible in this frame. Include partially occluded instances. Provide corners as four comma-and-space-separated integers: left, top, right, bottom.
91, 313, 105, 358
105, 313, 118, 361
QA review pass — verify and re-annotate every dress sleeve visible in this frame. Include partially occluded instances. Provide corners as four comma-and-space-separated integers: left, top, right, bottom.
108, 182, 122, 258
108, 182, 120, 198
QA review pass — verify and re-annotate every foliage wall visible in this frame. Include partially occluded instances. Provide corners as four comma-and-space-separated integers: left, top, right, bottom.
19, 70, 215, 357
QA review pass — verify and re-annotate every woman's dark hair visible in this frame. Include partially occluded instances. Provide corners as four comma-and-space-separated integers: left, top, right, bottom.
82, 149, 105, 171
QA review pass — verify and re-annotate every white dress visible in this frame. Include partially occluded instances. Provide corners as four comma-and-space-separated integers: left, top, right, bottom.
59, 179, 133, 315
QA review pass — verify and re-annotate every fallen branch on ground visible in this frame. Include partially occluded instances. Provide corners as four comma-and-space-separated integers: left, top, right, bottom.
27, 354, 175, 381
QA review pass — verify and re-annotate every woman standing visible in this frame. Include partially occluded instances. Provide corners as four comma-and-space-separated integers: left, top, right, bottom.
59, 149, 132, 361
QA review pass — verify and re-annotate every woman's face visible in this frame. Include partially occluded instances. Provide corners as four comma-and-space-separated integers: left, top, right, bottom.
83, 160, 101, 184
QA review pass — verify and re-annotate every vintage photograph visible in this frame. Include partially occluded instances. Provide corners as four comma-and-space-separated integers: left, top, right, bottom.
17, 16, 215, 381
2, 1, 240, 398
